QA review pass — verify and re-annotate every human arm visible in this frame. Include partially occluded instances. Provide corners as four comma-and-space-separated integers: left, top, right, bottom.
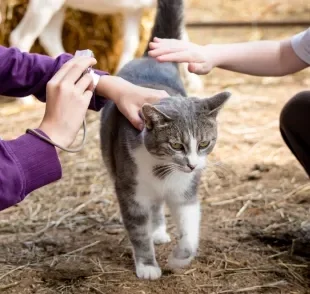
0, 56, 95, 211
205, 39, 307, 76
0, 45, 108, 111
148, 28, 310, 77
0, 45, 169, 129
96, 76, 169, 130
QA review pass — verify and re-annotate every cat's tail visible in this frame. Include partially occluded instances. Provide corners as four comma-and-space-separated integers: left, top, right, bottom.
143, 0, 184, 56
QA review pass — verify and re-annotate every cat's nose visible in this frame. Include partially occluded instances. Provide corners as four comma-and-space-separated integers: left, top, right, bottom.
187, 163, 197, 171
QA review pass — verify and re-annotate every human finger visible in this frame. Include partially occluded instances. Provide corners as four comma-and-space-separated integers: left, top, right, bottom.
153, 37, 179, 44
75, 73, 94, 94
50, 56, 94, 83
148, 46, 185, 57
146, 91, 169, 103
188, 62, 210, 75
82, 89, 93, 104
156, 50, 197, 63
127, 107, 144, 131
61, 57, 97, 84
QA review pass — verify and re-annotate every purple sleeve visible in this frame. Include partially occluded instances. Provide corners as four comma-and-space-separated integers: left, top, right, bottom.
0, 131, 61, 211
0, 46, 111, 211
0, 45, 109, 111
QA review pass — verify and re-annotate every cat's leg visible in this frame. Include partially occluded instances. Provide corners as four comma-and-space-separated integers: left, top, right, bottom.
152, 203, 171, 245
116, 184, 161, 280
116, 10, 142, 72
167, 200, 201, 269
39, 7, 66, 57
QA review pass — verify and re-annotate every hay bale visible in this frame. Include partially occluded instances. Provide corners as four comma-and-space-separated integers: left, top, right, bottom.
0, 0, 155, 73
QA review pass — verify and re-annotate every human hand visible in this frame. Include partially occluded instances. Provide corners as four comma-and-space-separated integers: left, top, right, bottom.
39, 56, 97, 148
116, 84, 169, 130
97, 76, 169, 130
148, 37, 215, 75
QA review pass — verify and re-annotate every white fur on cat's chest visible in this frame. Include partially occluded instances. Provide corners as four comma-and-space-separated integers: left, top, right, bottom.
132, 146, 194, 205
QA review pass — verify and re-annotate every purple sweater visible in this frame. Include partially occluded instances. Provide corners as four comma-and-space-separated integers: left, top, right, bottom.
0, 46, 108, 211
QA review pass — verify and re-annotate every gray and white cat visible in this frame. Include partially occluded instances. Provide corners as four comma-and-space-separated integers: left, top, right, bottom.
100, 0, 230, 280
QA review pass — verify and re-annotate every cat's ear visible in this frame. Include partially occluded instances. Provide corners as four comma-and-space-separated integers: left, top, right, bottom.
204, 91, 231, 116
141, 103, 172, 130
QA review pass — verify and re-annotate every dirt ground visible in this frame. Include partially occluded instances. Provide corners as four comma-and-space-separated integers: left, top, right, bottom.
1, 1, 310, 294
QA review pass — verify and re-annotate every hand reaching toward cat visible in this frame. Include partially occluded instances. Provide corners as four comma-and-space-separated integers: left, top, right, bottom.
97, 76, 169, 130
148, 37, 215, 75
115, 85, 169, 131
39, 56, 96, 148
149, 36, 310, 77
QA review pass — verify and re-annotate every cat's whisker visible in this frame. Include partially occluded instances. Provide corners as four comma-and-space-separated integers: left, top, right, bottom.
164, 165, 178, 181
164, 167, 177, 177
162, 168, 176, 189
156, 165, 176, 180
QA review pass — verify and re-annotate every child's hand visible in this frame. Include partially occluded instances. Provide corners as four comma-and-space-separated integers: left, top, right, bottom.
115, 82, 169, 130
148, 37, 214, 75
97, 76, 169, 130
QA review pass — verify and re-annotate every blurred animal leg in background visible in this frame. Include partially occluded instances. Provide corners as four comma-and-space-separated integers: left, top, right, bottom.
9, 0, 65, 53
116, 10, 143, 72
39, 7, 66, 57
9, 0, 65, 105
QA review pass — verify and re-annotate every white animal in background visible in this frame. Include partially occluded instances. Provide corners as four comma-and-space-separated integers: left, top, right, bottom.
10, 0, 203, 105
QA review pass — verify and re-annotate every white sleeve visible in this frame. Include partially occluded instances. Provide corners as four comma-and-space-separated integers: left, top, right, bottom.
291, 28, 310, 65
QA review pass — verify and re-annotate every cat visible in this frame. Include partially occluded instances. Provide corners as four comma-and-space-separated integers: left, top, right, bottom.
100, 0, 231, 280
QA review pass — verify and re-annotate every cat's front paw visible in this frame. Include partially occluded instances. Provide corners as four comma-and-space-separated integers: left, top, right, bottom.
153, 230, 171, 245
136, 263, 162, 280
167, 247, 195, 269
168, 253, 193, 269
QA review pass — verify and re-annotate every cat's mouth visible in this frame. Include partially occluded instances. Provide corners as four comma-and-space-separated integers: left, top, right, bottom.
178, 165, 199, 174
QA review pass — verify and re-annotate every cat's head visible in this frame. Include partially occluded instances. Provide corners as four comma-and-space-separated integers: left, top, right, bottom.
141, 91, 231, 173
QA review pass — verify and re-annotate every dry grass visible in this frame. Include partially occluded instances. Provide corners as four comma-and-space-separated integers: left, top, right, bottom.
1, 1, 310, 294
186, 0, 310, 23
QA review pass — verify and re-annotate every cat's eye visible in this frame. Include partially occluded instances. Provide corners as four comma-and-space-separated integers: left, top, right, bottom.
170, 142, 184, 151
199, 141, 210, 149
